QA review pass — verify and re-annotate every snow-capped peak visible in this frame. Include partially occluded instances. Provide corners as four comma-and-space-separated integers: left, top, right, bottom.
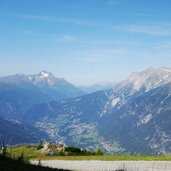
127, 67, 171, 91
160, 67, 171, 73
34, 71, 56, 81
28, 71, 57, 87
39, 71, 50, 79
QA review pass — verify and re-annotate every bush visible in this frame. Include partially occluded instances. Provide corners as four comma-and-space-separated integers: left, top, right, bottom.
80, 150, 96, 156
96, 149, 104, 156
51, 151, 65, 156
65, 146, 81, 155
36, 144, 44, 150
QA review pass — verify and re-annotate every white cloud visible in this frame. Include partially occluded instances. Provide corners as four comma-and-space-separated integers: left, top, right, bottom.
116, 24, 171, 36
14, 14, 99, 26
58, 35, 75, 42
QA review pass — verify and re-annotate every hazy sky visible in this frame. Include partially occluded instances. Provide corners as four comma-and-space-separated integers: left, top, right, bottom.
1, 0, 171, 85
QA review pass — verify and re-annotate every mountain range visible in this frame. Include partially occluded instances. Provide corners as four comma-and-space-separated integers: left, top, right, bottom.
0, 117, 48, 145
0, 71, 84, 119
0, 67, 171, 155
78, 81, 116, 93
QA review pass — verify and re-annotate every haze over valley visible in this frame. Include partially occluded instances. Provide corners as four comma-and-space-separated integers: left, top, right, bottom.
0, 67, 171, 155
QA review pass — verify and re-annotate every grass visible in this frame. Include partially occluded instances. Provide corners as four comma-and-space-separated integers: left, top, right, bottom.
7, 145, 45, 159
6, 145, 171, 161
32, 155, 171, 161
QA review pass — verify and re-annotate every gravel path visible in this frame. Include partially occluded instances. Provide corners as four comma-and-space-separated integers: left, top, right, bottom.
31, 160, 171, 171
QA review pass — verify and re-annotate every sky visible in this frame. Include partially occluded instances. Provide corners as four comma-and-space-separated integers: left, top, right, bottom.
1, 0, 171, 85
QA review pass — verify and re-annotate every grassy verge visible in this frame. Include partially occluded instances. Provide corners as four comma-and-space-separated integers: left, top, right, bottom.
6, 145, 171, 161
7, 145, 45, 159
32, 155, 171, 161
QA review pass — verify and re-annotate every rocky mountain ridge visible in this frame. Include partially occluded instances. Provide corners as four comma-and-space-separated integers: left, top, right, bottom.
0, 67, 171, 154
0, 71, 84, 119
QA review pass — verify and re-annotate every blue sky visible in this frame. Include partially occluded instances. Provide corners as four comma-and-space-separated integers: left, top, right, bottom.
1, 0, 171, 85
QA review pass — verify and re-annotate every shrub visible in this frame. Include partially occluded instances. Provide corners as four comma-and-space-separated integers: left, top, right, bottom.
36, 144, 44, 150
65, 146, 81, 155
96, 149, 104, 156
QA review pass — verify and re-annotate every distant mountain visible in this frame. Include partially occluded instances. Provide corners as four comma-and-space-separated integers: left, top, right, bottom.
0, 81, 49, 119
116, 67, 171, 92
22, 67, 171, 155
0, 117, 49, 145
30, 71, 85, 99
79, 81, 116, 93
0, 71, 84, 118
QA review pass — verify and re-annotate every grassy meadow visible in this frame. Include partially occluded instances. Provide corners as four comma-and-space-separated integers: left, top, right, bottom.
7, 145, 45, 159
5, 145, 171, 161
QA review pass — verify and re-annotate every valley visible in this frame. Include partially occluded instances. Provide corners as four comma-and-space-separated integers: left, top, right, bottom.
0, 67, 171, 155
1, 1, 171, 170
